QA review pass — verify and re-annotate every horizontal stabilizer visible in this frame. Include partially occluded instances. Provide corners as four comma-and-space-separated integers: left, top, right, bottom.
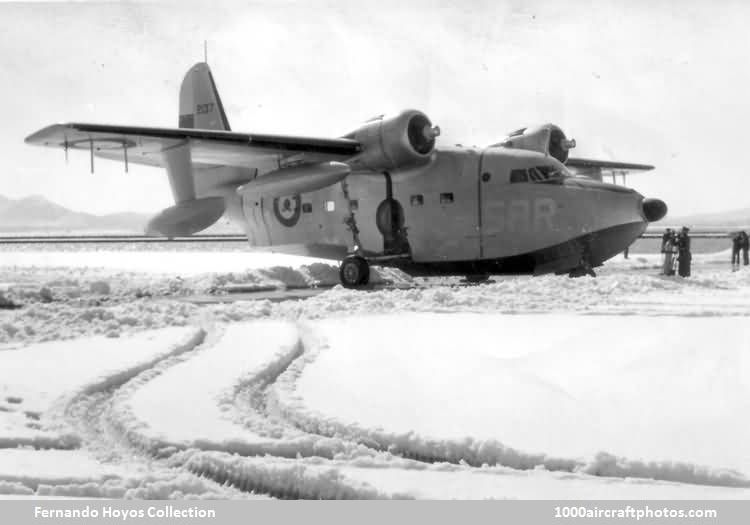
146, 196, 226, 237
237, 162, 351, 198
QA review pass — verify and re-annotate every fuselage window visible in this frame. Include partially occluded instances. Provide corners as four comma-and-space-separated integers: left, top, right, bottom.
350, 199, 359, 211
440, 192, 454, 204
302, 203, 312, 213
510, 169, 528, 183
410, 194, 424, 206
325, 201, 335, 212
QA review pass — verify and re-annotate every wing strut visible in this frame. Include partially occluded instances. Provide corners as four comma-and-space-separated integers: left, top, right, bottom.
89, 139, 94, 174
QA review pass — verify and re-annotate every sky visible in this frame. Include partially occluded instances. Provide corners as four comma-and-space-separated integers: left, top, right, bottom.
1, 0, 749, 216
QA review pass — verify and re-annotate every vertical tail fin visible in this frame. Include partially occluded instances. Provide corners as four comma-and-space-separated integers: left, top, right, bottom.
178, 62, 231, 131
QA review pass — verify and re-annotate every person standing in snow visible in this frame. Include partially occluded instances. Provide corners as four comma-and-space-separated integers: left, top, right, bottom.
740, 231, 750, 267
662, 229, 676, 275
661, 229, 672, 253
732, 232, 742, 271
676, 227, 691, 277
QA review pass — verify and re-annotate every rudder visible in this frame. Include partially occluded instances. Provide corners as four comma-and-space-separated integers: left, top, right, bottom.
178, 62, 231, 131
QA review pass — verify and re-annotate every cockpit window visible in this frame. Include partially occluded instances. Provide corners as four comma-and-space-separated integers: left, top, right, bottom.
537, 166, 552, 178
510, 169, 528, 183
528, 167, 543, 181
510, 166, 566, 184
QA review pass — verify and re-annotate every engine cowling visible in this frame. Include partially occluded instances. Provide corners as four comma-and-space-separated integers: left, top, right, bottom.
499, 123, 576, 164
345, 109, 440, 171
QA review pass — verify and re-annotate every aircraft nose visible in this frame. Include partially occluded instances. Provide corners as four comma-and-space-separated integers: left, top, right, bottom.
642, 198, 668, 222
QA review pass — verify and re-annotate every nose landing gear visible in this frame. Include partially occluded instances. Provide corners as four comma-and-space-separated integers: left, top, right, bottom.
567, 238, 597, 278
568, 263, 597, 278
339, 255, 370, 288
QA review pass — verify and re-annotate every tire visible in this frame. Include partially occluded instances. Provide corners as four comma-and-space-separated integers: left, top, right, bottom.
359, 260, 370, 285
340, 256, 369, 288
463, 274, 490, 283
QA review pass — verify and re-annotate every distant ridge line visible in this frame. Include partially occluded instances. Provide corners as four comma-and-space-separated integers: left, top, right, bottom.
0, 234, 248, 244
0, 233, 733, 245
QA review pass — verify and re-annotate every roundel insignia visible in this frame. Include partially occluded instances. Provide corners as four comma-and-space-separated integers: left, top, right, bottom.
273, 194, 302, 227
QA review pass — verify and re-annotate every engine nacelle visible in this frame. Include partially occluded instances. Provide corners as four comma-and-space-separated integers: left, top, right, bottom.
345, 109, 440, 171
499, 123, 576, 164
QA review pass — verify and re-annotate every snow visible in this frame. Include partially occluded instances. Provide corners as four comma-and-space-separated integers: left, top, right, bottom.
0, 448, 255, 499
0, 249, 326, 275
1, 245, 750, 499
111, 321, 366, 460
118, 322, 302, 450
180, 452, 750, 500
180, 451, 394, 500
334, 462, 750, 500
0, 327, 204, 448
0, 449, 128, 489
280, 314, 750, 485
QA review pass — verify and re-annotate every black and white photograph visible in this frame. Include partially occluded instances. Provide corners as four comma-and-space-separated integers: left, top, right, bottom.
0, 0, 749, 515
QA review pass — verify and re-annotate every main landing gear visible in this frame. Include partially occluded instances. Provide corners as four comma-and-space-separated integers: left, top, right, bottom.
339, 255, 370, 288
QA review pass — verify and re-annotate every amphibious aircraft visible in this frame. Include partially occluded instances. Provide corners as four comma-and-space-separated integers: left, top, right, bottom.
25, 62, 667, 286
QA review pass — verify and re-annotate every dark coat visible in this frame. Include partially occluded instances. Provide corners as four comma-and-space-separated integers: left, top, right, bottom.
676, 233, 691, 252
733, 235, 742, 252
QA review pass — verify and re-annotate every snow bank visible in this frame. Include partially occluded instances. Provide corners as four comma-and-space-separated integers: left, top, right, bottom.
0, 300, 199, 345
179, 451, 396, 499
0, 480, 34, 496
34, 472, 258, 500
271, 314, 750, 487
0, 250, 326, 275
3, 255, 750, 346
583, 452, 750, 488
0, 327, 204, 449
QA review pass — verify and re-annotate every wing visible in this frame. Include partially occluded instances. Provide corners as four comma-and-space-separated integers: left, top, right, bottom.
565, 157, 653, 182
566, 157, 654, 172
24, 122, 362, 169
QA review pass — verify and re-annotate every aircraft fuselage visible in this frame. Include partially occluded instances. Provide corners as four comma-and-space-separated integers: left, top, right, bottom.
228, 146, 647, 276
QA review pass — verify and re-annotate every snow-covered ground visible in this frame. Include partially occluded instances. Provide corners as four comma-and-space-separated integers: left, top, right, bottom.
0, 245, 749, 499
281, 315, 750, 482
0, 327, 203, 449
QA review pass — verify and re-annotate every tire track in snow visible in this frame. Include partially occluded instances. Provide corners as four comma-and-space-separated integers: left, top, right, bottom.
176, 451, 398, 500
62, 328, 207, 456
266, 330, 577, 470
266, 327, 750, 489
56, 326, 259, 499
100, 321, 391, 498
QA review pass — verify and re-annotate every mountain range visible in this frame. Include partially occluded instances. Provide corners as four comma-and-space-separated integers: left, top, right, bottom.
0, 194, 153, 234
0, 193, 747, 235
661, 208, 750, 229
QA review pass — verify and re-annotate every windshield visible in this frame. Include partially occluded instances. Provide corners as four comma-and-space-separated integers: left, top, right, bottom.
509, 165, 568, 184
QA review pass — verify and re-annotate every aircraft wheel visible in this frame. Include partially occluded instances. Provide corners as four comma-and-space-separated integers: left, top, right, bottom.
340, 256, 370, 288
463, 274, 490, 284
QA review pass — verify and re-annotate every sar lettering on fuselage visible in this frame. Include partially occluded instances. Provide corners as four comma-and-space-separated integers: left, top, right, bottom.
490, 198, 557, 233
